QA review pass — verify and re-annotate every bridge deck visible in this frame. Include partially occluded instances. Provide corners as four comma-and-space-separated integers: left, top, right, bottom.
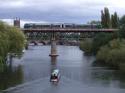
22, 28, 118, 33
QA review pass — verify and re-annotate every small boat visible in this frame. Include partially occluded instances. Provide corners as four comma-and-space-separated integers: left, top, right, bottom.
50, 69, 61, 82
22, 48, 26, 53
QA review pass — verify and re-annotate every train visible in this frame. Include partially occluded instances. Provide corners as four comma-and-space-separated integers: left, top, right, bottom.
24, 23, 102, 29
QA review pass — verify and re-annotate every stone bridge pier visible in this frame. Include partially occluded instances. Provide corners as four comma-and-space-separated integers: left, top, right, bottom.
49, 32, 58, 57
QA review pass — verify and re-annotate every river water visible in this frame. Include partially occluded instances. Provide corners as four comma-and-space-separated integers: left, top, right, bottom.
1, 46, 125, 93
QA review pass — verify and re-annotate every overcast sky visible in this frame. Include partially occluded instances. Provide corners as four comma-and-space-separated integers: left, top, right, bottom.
0, 0, 125, 26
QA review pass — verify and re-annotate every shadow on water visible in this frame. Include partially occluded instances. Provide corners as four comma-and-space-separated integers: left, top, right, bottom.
0, 65, 23, 90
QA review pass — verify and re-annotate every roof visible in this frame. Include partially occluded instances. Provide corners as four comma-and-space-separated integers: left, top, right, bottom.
51, 69, 59, 76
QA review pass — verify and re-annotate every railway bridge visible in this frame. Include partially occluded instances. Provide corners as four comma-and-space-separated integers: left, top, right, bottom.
22, 28, 118, 57
13, 18, 118, 57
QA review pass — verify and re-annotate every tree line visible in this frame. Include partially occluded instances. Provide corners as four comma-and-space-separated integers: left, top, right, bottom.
101, 7, 119, 28
80, 7, 125, 72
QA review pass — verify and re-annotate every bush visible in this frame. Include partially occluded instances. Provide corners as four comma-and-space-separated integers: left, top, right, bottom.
80, 38, 93, 54
96, 39, 125, 71
106, 49, 125, 67
119, 63, 125, 72
92, 33, 116, 54
96, 45, 110, 62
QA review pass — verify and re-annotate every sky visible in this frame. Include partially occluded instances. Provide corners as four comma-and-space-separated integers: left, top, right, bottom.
0, 0, 125, 27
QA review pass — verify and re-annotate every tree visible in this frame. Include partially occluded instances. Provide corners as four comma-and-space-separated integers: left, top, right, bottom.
101, 8, 119, 29
0, 21, 26, 71
111, 14, 115, 28
119, 15, 125, 38
114, 12, 119, 28
92, 33, 116, 54
0, 22, 10, 63
111, 12, 119, 28
88, 20, 101, 25
7, 27, 25, 54
88, 20, 102, 28
120, 15, 125, 25
104, 7, 111, 28
101, 7, 111, 28
101, 10, 105, 28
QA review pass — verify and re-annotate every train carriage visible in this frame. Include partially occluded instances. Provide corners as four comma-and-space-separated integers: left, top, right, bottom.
24, 23, 101, 29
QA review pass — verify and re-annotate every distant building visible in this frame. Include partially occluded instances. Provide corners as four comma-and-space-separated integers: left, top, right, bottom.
14, 18, 20, 28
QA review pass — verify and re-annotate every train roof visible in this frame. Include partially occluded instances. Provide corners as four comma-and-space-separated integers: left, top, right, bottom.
24, 23, 64, 25
24, 23, 100, 26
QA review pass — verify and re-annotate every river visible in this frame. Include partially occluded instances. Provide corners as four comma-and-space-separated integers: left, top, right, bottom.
1, 45, 125, 93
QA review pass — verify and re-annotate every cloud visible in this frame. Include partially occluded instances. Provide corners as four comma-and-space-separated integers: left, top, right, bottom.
0, 0, 125, 23
0, 0, 26, 8
0, 18, 50, 28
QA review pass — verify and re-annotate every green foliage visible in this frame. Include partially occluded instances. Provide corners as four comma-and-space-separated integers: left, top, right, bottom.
101, 10, 105, 28
114, 12, 119, 28
119, 15, 125, 38
96, 39, 125, 71
96, 45, 110, 62
0, 57, 4, 72
111, 12, 119, 28
0, 22, 8, 64
92, 33, 115, 54
119, 63, 125, 72
108, 39, 121, 49
101, 7, 111, 28
80, 33, 116, 55
88, 20, 102, 29
88, 20, 101, 25
7, 27, 25, 53
104, 7, 111, 28
101, 7, 119, 28
0, 21, 26, 72
106, 48, 125, 67
119, 15, 125, 26
80, 39, 93, 54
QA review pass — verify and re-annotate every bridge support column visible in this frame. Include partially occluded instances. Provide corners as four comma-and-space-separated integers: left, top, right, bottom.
49, 32, 58, 57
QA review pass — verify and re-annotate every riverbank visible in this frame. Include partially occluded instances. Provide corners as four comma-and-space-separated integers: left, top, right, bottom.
80, 38, 125, 72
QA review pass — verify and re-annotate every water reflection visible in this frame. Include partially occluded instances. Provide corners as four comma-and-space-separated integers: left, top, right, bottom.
51, 57, 57, 73
0, 65, 23, 90
90, 61, 125, 88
